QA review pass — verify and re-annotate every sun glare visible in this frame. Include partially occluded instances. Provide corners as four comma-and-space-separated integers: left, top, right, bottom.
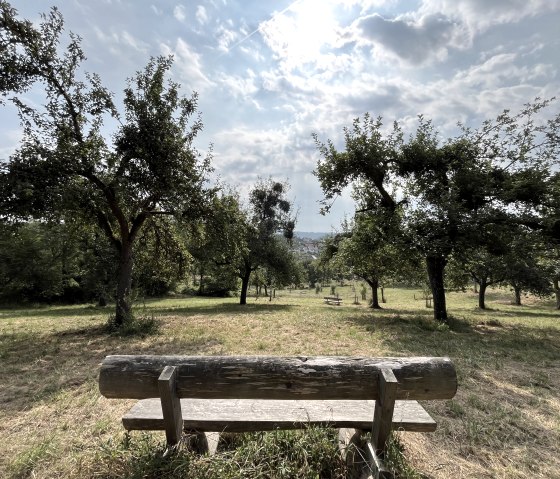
263, 0, 338, 67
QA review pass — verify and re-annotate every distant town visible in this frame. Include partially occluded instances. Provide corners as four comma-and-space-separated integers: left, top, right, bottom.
292, 232, 330, 260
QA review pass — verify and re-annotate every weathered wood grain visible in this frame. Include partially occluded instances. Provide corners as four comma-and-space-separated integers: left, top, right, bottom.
158, 366, 182, 446
372, 368, 397, 453
121, 398, 436, 432
99, 355, 457, 401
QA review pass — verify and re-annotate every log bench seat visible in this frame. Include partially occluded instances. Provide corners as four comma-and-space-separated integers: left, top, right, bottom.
324, 296, 343, 305
99, 355, 457, 479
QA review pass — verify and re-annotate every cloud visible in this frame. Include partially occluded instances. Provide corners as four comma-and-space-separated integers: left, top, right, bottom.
352, 13, 468, 65
420, 0, 560, 33
173, 4, 186, 22
92, 27, 149, 55
160, 38, 214, 91
215, 23, 240, 52
259, 0, 342, 71
217, 70, 262, 109
150, 4, 163, 16
196, 5, 209, 25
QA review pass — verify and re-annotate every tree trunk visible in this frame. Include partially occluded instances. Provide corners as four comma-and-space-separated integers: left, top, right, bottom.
514, 286, 522, 306
115, 242, 134, 325
381, 286, 386, 303
367, 278, 381, 309
478, 280, 487, 309
426, 255, 448, 323
198, 270, 204, 295
553, 278, 560, 310
239, 269, 251, 305
473, 279, 478, 293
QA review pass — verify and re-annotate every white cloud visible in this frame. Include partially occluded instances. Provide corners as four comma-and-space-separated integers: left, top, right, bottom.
196, 5, 209, 25
151, 4, 163, 16
420, 0, 560, 33
217, 70, 262, 109
92, 27, 149, 55
215, 23, 240, 52
160, 38, 214, 91
173, 4, 186, 22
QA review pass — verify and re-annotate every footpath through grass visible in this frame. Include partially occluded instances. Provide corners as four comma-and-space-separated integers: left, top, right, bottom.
0, 287, 558, 478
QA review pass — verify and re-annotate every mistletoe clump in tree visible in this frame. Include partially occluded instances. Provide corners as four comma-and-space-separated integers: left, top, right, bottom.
0, 3, 213, 326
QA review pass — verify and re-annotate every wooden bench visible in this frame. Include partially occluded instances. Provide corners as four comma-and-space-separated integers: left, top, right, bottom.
324, 296, 343, 305
99, 355, 457, 478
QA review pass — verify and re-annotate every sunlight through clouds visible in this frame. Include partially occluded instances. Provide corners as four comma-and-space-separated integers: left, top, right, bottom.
259, 0, 340, 69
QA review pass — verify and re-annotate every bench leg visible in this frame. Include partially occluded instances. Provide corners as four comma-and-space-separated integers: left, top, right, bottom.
372, 368, 397, 453
158, 366, 183, 447
338, 428, 367, 478
366, 368, 398, 479
186, 431, 220, 455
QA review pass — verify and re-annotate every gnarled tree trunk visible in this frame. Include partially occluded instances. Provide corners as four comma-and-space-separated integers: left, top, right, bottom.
426, 255, 448, 323
478, 279, 488, 310
239, 267, 251, 305
115, 241, 134, 325
366, 278, 381, 309
513, 285, 522, 305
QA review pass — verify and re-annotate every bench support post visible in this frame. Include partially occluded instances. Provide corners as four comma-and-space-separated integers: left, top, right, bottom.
372, 368, 398, 453
158, 365, 183, 447
368, 368, 398, 479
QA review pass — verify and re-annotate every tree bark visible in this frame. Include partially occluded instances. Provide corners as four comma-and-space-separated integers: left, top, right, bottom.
514, 286, 522, 306
239, 269, 251, 305
115, 241, 134, 325
478, 280, 487, 309
367, 278, 381, 309
426, 255, 448, 323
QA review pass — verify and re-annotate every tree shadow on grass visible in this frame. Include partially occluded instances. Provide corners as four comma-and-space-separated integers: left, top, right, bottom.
0, 322, 225, 414
342, 309, 560, 363
146, 302, 295, 317
0, 304, 111, 319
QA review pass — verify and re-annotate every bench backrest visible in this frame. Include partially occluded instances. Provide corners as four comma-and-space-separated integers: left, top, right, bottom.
99, 355, 457, 401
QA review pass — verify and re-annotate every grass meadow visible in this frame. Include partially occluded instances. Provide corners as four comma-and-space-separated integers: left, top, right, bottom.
0, 286, 559, 478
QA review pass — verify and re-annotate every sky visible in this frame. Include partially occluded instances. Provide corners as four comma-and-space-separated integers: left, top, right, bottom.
1, 0, 559, 232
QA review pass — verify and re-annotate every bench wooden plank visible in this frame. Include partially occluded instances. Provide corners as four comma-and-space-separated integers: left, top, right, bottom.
122, 399, 436, 433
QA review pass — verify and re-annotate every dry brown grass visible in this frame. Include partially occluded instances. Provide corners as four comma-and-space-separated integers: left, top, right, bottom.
0, 286, 559, 478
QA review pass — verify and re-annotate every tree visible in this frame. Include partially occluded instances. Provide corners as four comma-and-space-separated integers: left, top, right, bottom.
237, 179, 296, 305
314, 103, 560, 322
502, 231, 552, 305
0, 4, 213, 325
186, 192, 246, 297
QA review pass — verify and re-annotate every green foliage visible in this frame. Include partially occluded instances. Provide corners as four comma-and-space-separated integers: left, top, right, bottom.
238, 179, 297, 303
0, 4, 214, 325
314, 101, 560, 321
